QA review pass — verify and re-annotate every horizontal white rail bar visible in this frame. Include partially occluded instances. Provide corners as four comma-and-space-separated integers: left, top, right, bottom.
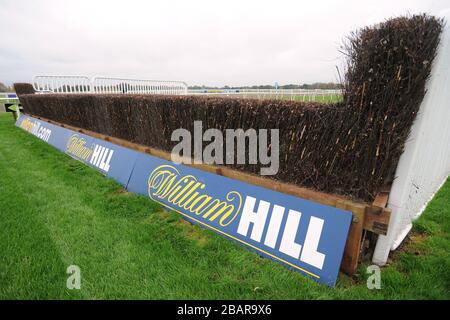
188, 89, 342, 94
187, 89, 343, 101
92, 77, 188, 95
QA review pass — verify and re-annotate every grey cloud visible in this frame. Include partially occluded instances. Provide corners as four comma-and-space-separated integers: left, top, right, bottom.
0, 0, 448, 86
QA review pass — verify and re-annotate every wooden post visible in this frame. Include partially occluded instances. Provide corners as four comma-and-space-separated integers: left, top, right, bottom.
336, 200, 366, 275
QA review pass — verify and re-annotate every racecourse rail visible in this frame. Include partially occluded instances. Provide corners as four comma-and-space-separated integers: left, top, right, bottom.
31, 75, 342, 101
33, 75, 189, 95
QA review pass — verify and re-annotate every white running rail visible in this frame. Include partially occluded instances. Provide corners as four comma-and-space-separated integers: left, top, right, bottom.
188, 88, 343, 102
32, 76, 340, 101
92, 77, 188, 95
32, 75, 188, 95
33, 75, 92, 93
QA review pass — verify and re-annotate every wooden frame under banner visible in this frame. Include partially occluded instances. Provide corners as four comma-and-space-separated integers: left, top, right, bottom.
18, 113, 391, 279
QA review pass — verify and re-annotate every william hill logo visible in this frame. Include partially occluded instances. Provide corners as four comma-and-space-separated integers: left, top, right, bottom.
66, 134, 114, 172
19, 118, 52, 142
148, 165, 243, 227
148, 165, 326, 275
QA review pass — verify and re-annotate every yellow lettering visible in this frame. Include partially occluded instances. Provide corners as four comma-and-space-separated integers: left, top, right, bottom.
147, 165, 242, 227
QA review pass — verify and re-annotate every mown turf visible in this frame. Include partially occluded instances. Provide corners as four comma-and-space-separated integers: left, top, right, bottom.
0, 112, 448, 299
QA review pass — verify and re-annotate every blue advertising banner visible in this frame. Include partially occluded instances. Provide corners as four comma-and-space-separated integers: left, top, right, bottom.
127, 153, 352, 286
16, 114, 353, 286
16, 114, 72, 152
16, 114, 139, 186
64, 131, 139, 186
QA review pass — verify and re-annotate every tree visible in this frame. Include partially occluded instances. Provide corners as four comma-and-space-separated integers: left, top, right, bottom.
0, 82, 13, 92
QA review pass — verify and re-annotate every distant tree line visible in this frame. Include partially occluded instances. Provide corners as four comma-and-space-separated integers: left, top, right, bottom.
0, 82, 13, 92
189, 82, 343, 90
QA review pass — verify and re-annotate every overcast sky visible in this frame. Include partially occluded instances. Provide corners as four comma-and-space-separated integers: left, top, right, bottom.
0, 0, 448, 87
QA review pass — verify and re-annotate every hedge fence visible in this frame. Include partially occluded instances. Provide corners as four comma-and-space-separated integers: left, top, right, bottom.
15, 14, 443, 202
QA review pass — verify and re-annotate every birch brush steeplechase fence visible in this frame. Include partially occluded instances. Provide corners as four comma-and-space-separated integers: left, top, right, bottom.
14, 13, 448, 274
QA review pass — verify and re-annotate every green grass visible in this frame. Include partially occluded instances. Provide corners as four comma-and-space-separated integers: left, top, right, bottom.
0, 112, 448, 299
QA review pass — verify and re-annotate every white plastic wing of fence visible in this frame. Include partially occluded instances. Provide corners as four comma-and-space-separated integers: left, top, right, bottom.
33, 75, 92, 94
32, 75, 188, 95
